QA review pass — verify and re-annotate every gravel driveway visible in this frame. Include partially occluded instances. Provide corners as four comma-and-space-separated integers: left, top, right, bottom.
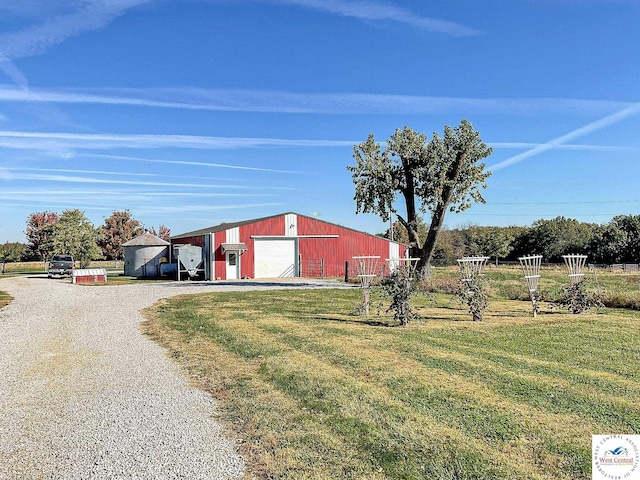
0, 275, 346, 479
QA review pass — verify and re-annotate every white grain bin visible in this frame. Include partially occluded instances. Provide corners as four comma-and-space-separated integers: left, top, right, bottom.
123, 232, 170, 277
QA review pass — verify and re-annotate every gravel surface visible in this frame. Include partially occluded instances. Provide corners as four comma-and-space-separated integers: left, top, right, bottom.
0, 275, 348, 479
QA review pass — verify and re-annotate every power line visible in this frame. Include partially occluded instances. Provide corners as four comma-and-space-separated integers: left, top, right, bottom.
488, 200, 640, 205
463, 213, 638, 217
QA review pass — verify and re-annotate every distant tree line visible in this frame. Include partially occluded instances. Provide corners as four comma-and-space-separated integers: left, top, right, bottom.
5, 210, 640, 269
1, 209, 171, 269
382, 214, 640, 266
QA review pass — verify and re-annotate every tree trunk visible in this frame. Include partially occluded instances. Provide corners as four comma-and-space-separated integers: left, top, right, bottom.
418, 200, 448, 271
417, 152, 467, 273
400, 159, 422, 256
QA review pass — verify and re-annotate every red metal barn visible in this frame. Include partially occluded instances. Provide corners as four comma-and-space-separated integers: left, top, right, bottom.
170, 212, 408, 280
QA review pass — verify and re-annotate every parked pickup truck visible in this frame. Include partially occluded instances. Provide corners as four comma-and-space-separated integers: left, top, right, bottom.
48, 255, 75, 277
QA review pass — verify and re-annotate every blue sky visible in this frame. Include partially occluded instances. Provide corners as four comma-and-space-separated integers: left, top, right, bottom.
1, 0, 639, 243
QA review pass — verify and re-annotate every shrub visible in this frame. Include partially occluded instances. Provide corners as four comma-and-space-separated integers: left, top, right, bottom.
379, 267, 425, 326
556, 280, 603, 314
457, 274, 489, 322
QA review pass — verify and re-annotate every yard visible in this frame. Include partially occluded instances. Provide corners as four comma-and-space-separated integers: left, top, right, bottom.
142, 266, 640, 479
0, 260, 165, 285
0, 259, 125, 275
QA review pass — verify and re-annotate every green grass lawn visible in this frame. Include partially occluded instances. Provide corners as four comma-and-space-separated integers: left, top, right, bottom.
1, 259, 125, 275
142, 281, 640, 480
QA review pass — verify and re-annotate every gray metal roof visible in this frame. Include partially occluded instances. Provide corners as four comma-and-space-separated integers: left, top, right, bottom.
122, 232, 170, 247
221, 243, 248, 252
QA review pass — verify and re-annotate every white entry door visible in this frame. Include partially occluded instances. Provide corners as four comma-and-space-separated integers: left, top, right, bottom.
226, 251, 240, 280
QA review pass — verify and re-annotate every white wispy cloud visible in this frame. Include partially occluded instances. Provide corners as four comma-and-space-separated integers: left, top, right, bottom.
0, 168, 284, 189
0, 0, 154, 60
0, 200, 286, 215
0, 189, 278, 198
0, 130, 630, 163
11, 166, 165, 178
0, 201, 116, 212
0, 166, 295, 192
0, 129, 635, 159
270, 0, 482, 36
0, 1, 151, 120
6, 166, 250, 184
0, 1, 86, 18
83, 153, 310, 174
490, 103, 640, 171
0, 130, 352, 156
490, 142, 637, 152
0, 55, 29, 89
134, 202, 286, 214
0, 85, 631, 116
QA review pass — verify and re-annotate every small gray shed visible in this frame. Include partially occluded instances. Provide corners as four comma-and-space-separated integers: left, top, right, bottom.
123, 232, 170, 277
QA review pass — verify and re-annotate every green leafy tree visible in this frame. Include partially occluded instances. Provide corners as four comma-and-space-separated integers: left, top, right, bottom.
25, 211, 59, 263
522, 217, 596, 262
349, 120, 492, 273
501, 226, 531, 261
51, 209, 102, 267
588, 224, 621, 264
605, 215, 640, 262
0, 242, 26, 274
432, 227, 466, 266
99, 210, 143, 261
463, 225, 516, 264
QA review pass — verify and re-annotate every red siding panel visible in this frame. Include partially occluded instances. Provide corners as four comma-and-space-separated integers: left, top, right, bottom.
171, 235, 205, 248
297, 215, 407, 277
172, 213, 406, 280
238, 216, 285, 278
214, 232, 226, 280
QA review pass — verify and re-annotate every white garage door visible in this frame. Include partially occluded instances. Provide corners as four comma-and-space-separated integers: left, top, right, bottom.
254, 239, 297, 278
